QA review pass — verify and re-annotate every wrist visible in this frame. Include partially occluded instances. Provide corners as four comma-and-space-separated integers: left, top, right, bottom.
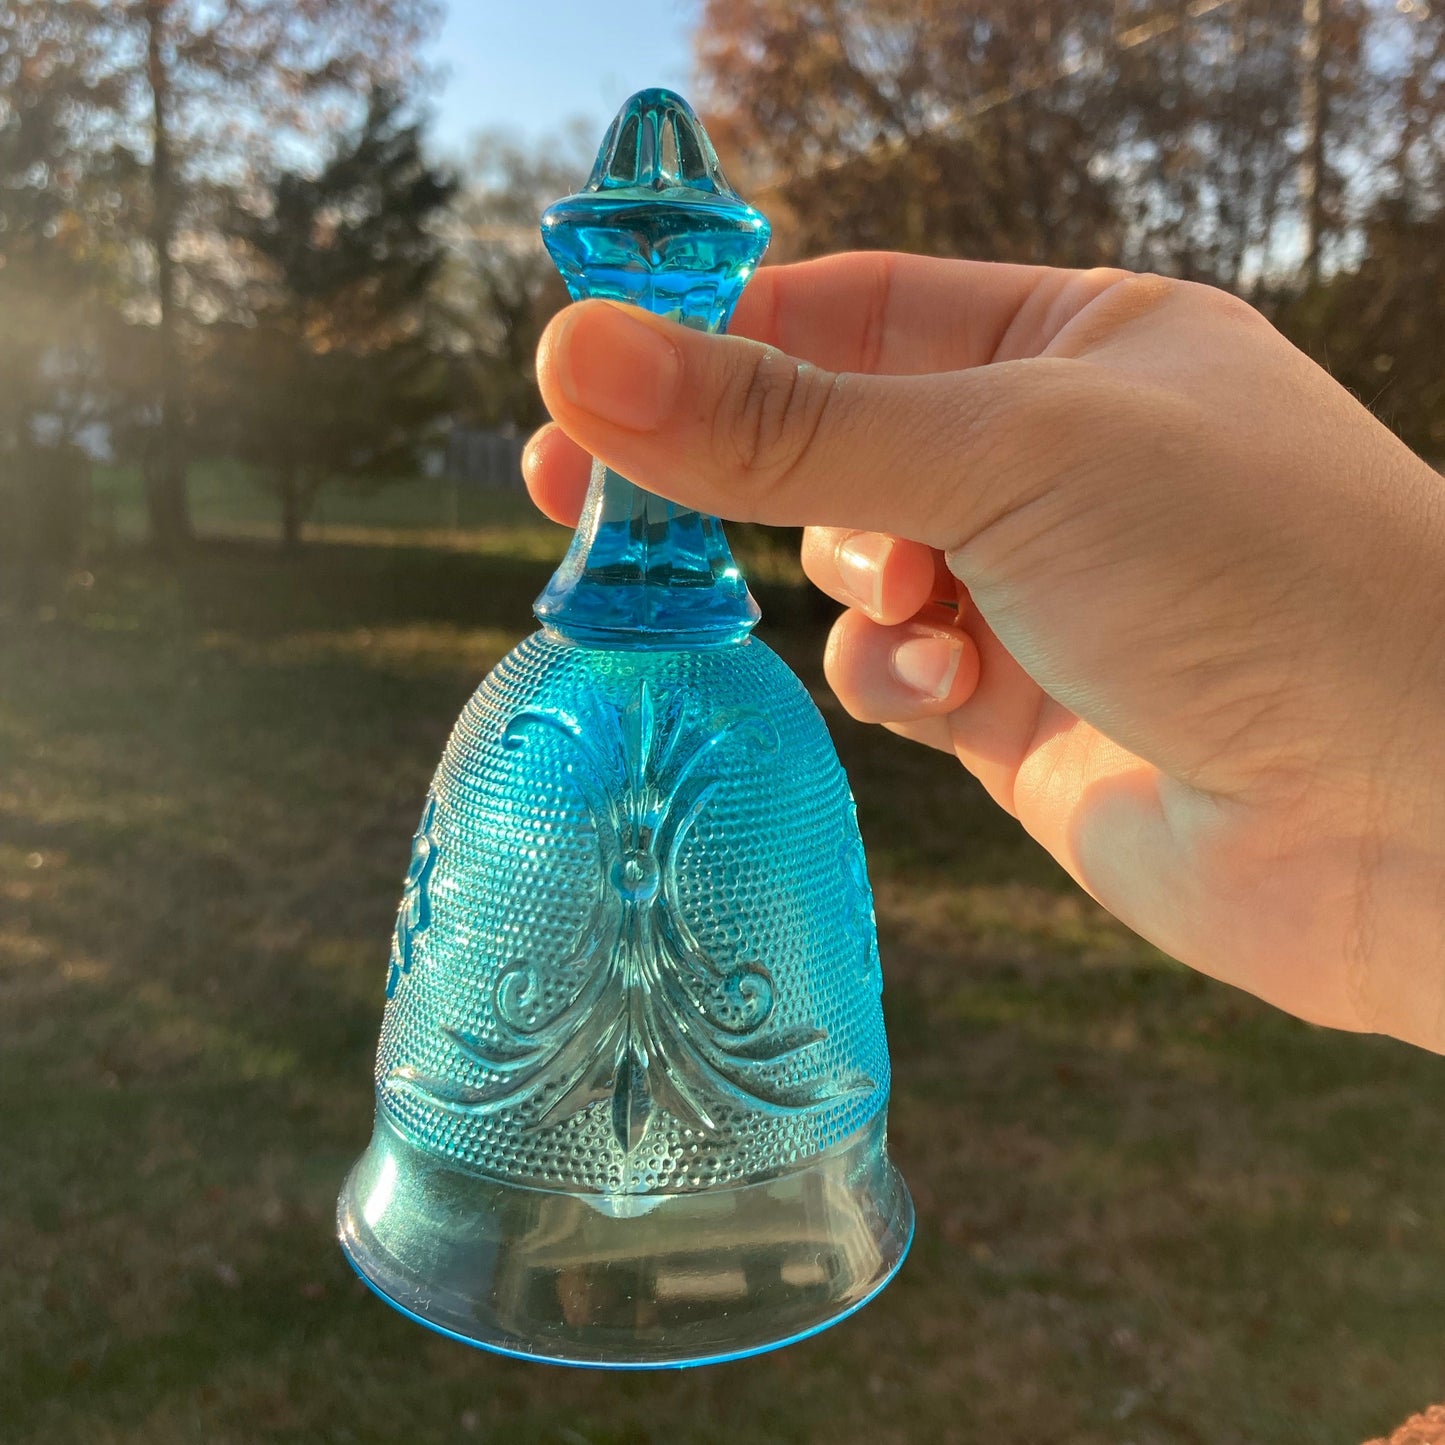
1197, 769, 1445, 1052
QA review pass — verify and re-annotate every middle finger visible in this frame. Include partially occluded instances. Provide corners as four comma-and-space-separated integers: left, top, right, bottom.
802, 526, 948, 626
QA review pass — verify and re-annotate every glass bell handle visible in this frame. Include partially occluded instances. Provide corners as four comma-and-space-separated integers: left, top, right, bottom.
533, 89, 771, 648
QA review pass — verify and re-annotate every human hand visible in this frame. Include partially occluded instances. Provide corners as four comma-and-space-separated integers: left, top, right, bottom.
524, 252, 1445, 1052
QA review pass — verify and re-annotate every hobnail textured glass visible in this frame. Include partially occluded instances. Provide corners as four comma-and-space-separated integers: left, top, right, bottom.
337, 87, 913, 1368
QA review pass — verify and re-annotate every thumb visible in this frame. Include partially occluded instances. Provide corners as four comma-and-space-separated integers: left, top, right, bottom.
535, 299, 1097, 553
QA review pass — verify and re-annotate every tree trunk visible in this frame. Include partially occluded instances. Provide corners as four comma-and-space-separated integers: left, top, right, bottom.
1299, 0, 1328, 286
144, 0, 192, 554
15, 439, 87, 612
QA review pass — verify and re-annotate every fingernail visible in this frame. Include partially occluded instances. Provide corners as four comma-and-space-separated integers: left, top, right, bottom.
836, 533, 894, 613
555, 302, 682, 432
891, 634, 964, 700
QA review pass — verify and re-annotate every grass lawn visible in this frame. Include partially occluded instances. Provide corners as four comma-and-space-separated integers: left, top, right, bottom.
3, 493, 1445, 1444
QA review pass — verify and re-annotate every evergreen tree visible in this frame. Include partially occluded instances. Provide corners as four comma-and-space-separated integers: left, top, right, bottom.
441, 129, 584, 433
205, 91, 456, 547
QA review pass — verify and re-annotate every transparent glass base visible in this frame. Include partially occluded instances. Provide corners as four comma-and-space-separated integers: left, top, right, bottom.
337, 1109, 914, 1368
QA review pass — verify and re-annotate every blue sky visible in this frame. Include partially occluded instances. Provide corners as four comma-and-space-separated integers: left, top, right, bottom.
427, 1, 700, 161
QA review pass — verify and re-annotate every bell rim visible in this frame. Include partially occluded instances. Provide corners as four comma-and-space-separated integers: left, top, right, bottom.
338, 1211, 914, 1370
337, 1110, 915, 1369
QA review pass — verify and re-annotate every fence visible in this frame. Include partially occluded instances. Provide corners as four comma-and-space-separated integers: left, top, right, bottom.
443, 428, 527, 491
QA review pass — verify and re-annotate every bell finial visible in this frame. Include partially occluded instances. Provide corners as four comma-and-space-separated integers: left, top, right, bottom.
584, 87, 737, 197
540, 88, 769, 332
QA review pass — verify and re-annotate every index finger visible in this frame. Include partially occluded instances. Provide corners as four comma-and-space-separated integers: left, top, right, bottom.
729, 252, 1127, 376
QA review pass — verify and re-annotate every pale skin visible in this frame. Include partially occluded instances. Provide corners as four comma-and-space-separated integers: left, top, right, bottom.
522, 252, 1445, 1054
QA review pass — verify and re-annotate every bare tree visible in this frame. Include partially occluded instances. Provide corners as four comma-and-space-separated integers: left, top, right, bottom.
695, 0, 1383, 290
0, 3, 133, 595
439, 127, 588, 431
41, 0, 441, 551
698, 0, 1129, 267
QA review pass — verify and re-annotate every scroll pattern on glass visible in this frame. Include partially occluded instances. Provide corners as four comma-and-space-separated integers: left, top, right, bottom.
396, 682, 871, 1154
385, 794, 438, 1000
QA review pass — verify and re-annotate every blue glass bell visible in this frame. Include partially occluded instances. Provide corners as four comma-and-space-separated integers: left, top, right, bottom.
337, 88, 914, 1368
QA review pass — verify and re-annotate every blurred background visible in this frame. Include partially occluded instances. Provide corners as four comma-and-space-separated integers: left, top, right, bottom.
3, 2, 1445, 1442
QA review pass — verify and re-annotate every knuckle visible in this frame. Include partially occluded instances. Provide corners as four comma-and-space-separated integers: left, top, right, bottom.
799, 525, 843, 589
1071, 271, 1179, 342
716, 346, 837, 508
1177, 277, 1267, 329
821, 614, 874, 723
1111, 270, 1178, 308
943, 362, 1111, 573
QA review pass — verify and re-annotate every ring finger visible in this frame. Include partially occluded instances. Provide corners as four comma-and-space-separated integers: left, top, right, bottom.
824, 606, 980, 724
